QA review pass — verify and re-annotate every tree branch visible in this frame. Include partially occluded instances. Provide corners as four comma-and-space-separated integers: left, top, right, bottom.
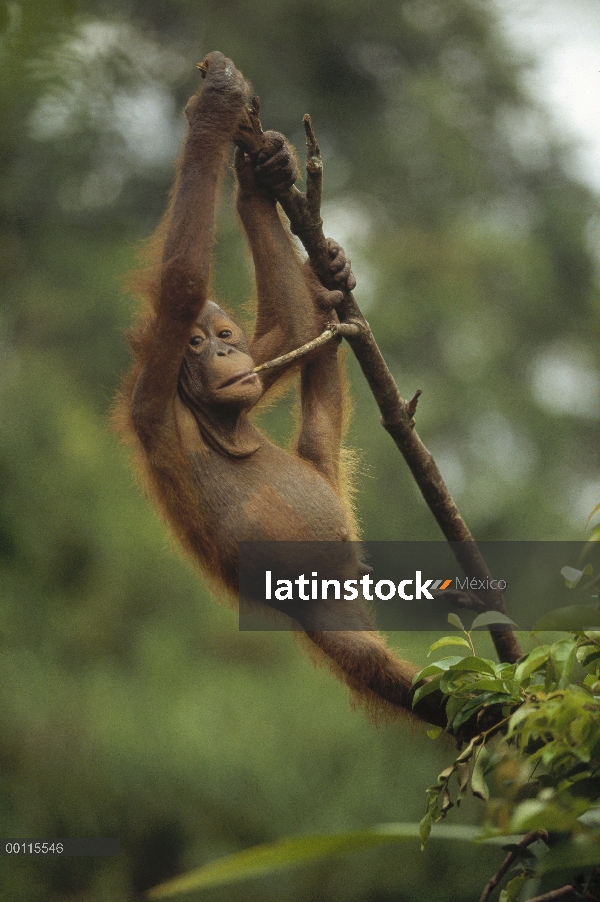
479, 831, 548, 902
231, 87, 522, 666
525, 889, 580, 902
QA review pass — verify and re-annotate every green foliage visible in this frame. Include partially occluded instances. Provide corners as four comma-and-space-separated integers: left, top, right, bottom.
148, 823, 510, 898
146, 826, 430, 898
143, 604, 600, 899
499, 873, 530, 902
413, 609, 600, 891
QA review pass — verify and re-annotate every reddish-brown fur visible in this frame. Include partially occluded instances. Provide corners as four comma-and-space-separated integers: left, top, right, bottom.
114, 52, 445, 728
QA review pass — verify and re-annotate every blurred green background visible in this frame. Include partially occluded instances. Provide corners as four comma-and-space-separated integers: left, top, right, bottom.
1, 0, 599, 899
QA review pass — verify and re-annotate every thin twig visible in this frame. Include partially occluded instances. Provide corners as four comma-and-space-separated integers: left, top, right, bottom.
480, 830, 548, 902
233, 95, 522, 666
406, 389, 422, 418
252, 323, 360, 374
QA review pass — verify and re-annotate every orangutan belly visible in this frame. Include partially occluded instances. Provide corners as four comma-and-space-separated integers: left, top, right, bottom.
189, 441, 350, 544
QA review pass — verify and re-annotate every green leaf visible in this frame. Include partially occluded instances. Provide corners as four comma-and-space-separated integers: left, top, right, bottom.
457, 761, 470, 799
499, 873, 528, 902
445, 693, 465, 728
534, 605, 600, 631
413, 657, 466, 684
510, 800, 583, 834
438, 764, 457, 783
470, 611, 518, 629
578, 648, 600, 668
544, 657, 558, 691
447, 656, 496, 676
148, 829, 414, 898
452, 695, 492, 731
551, 636, 577, 664
557, 641, 577, 689
578, 806, 600, 826
507, 703, 533, 736
583, 673, 600, 691
428, 636, 472, 655
479, 692, 516, 708
147, 824, 485, 897
448, 613, 465, 631
514, 646, 550, 683
412, 665, 441, 685
471, 746, 490, 802
463, 678, 511, 694
414, 657, 467, 684
455, 737, 478, 764
496, 663, 516, 678
419, 810, 435, 848
441, 788, 453, 814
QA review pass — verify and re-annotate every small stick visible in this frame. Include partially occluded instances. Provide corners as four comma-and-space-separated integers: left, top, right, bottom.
253, 323, 361, 374
406, 389, 422, 418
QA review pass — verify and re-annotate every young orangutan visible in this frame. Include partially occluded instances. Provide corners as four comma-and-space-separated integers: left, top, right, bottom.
115, 51, 445, 727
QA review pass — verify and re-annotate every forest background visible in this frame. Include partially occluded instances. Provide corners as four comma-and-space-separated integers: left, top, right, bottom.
1, 0, 599, 899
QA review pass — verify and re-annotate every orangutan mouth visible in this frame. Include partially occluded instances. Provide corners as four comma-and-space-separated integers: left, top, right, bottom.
218, 371, 258, 389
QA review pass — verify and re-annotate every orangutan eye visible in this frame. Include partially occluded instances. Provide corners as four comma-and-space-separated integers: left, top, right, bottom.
190, 335, 204, 347
218, 330, 233, 339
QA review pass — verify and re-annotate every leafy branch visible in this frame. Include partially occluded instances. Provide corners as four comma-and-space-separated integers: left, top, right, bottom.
411, 591, 600, 897
146, 622, 600, 900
